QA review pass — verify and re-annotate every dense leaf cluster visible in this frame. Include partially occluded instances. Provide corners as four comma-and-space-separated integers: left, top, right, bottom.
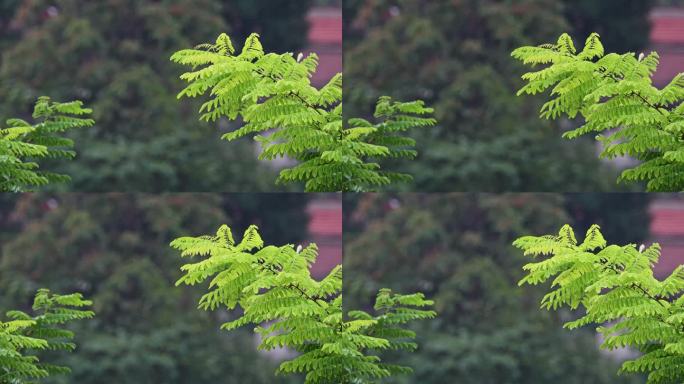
172, 224, 435, 383
515, 225, 684, 383
0, 289, 93, 383
172, 33, 435, 191
514, 33, 684, 191
0, 98, 92, 192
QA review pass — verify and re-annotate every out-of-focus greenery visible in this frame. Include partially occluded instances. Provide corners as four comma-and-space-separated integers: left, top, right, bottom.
0, 0, 314, 191
343, 193, 649, 383
344, 0, 654, 191
562, 0, 654, 52
564, 194, 652, 244
0, 193, 310, 383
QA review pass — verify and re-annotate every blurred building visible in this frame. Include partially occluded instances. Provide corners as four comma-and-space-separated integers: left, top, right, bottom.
650, 7, 684, 86
304, 5, 342, 86
649, 195, 684, 277
306, 196, 342, 278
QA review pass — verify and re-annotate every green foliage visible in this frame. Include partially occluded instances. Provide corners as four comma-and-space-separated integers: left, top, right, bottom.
172, 33, 435, 191
344, 193, 645, 383
0, 289, 93, 383
513, 33, 684, 191
172, 224, 435, 383
515, 224, 684, 383
1, 97, 92, 192
0, 193, 311, 384
344, 0, 622, 192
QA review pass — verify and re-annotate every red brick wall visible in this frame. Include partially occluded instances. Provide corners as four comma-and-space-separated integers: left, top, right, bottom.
305, 197, 342, 278
650, 7, 684, 86
649, 198, 684, 277
305, 7, 342, 86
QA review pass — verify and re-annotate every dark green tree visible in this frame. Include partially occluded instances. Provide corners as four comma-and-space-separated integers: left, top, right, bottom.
344, 193, 646, 383
0, 193, 312, 383
221, 0, 313, 52
561, 0, 654, 53
564, 193, 652, 245
344, 0, 641, 191
0, 0, 316, 191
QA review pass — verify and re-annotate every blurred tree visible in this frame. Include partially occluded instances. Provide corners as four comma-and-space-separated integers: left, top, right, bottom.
344, 193, 645, 383
564, 194, 652, 245
0, 193, 309, 383
342, 0, 364, 41
0, 0, 21, 51
0, 0, 315, 191
562, 0, 654, 53
344, 0, 636, 191
222, 194, 311, 244
221, 0, 312, 52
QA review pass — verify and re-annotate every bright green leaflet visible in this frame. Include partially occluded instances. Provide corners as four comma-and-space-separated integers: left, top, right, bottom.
514, 224, 684, 383
0, 289, 94, 383
171, 224, 436, 383
171, 33, 436, 192
513, 33, 684, 191
0, 97, 93, 192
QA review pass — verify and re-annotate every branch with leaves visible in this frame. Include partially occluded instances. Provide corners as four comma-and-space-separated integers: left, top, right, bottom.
0, 97, 93, 192
0, 289, 94, 382
171, 33, 435, 192
171, 224, 435, 383
513, 33, 684, 191
514, 224, 684, 383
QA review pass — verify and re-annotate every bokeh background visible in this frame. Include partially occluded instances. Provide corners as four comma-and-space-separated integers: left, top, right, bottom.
0, 0, 342, 191
344, 0, 684, 191
0, 193, 342, 383
343, 192, 684, 383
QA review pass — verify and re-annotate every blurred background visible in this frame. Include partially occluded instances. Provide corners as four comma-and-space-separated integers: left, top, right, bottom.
0, 193, 342, 383
344, 0, 684, 192
0, 0, 342, 191
343, 192, 684, 383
